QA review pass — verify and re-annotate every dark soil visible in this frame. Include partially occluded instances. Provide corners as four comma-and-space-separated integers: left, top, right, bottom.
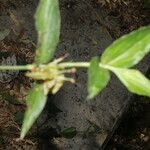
106, 96, 150, 150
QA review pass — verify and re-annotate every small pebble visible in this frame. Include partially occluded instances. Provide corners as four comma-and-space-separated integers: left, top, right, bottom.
143, 136, 149, 142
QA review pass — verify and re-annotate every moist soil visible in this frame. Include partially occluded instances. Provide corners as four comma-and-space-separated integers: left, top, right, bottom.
0, 0, 150, 150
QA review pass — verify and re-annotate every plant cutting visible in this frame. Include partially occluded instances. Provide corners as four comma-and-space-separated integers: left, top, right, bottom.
0, 0, 150, 139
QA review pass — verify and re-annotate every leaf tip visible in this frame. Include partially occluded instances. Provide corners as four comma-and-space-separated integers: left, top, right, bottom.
20, 133, 25, 140
87, 90, 98, 100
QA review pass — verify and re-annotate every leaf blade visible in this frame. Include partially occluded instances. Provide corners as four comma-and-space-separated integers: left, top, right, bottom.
60, 127, 77, 139
101, 26, 150, 68
113, 69, 150, 96
20, 83, 47, 139
35, 0, 60, 64
88, 57, 110, 99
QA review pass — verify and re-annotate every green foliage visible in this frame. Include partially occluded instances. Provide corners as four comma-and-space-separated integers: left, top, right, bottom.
35, 0, 60, 64
88, 57, 110, 99
60, 127, 77, 139
0, 0, 150, 139
13, 2, 150, 139
112, 69, 150, 96
20, 83, 47, 139
100, 25, 150, 96
20, 0, 61, 138
101, 26, 150, 68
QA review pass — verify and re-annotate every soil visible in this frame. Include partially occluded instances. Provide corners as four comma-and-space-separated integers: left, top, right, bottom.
106, 96, 150, 150
0, 0, 150, 150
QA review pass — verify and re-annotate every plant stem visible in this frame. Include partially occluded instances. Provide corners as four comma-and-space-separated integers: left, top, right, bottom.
0, 65, 34, 70
59, 62, 90, 68
59, 62, 116, 71
0, 62, 115, 71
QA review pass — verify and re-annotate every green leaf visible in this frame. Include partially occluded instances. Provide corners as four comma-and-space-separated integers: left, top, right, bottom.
60, 127, 77, 139
20, 83, 47, 139
88, 57, 110, 99
101, 26, 150, 68
112, 68, 150, 96
35, 0, 60, 64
